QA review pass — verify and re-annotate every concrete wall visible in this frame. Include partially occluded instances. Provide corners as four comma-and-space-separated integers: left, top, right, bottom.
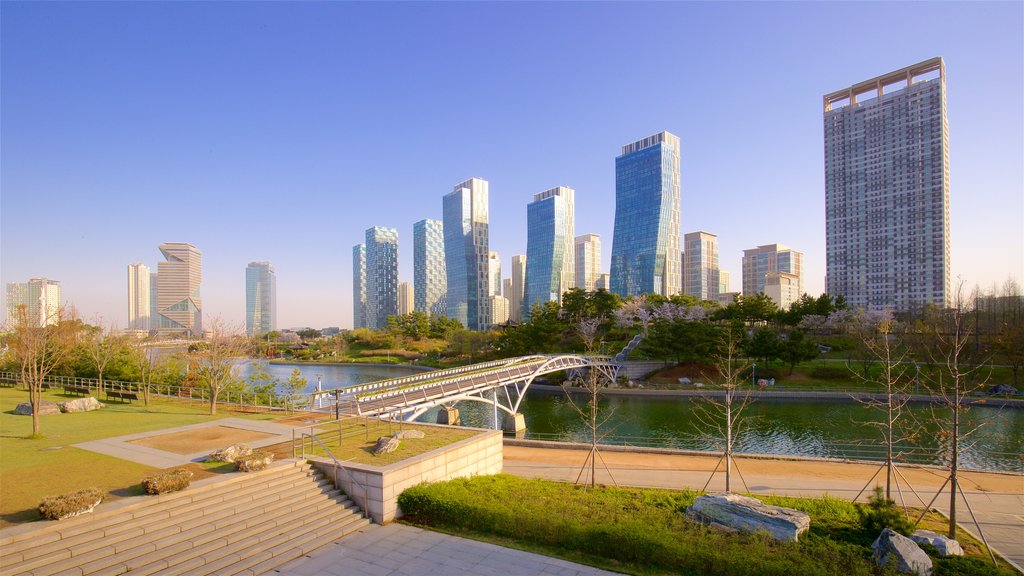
311, 427, 502, 524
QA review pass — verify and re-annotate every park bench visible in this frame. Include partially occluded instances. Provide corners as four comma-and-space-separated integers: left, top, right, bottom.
64, 385, 92, 396
106, 390, 141, 403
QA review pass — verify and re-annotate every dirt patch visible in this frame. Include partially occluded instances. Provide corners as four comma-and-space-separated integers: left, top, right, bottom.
274, 413, 334, 426
128, 426, 275, 455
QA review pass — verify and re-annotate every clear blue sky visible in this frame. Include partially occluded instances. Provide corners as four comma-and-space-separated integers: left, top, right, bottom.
2, 2, 1021, 330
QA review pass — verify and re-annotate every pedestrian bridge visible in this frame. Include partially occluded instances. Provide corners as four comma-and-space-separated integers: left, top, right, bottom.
320, 354, 621, 428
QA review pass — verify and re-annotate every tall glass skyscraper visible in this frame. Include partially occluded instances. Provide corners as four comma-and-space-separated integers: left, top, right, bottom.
824, 58, 950, 310
610, 131, 681, 298
524, 187, 574, 319
352, 244, 366, 329
443, 178, 490, 330
413, 218, 446, 318
245, 261, 277, 336
509, 254, 526, 323
155, 242, 202, 337
365, 227, 398, 330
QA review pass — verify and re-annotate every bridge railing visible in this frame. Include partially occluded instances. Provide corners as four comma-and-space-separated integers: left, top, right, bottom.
354, 357, 549, 406
338, 357, 533, 397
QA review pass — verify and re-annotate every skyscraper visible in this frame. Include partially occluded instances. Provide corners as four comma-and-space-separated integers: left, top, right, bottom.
6, 278, 61, 328
127, 263, 151, 331
610, 131, 681, 298
488, 252, 502, 297
574, 233, 601, 291
245, 261, 277, 336
413, 219, 446, 317
524, 187, 575, 318
824, 57, 950, 310
352, 244, 366, 329
443, 178, 490, 330
365, 227, 398, 330
683, 231, 720, 302
398, 281, 413, 316
155, 243, 202, 337
509, 255, 526, 323
742, 244, 803, 298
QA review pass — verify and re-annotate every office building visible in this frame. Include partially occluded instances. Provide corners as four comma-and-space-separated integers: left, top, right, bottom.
245, 261, 277, 336
765, 272, 801, 311
683, 231, 720, 302
597, 274, 611, 291
509, 255, 526, 323
365, 227, 398, 330
352, 244, 366, 329
488, 252, 502, 297
398, 281, 413, 316
155, 243, 202, 337
127, 263, 151, 331
719, 270, 731, 296
413, 219, 446, 317
6, 278, 61, 328
524, 187, 575, 318
824, 57, 950, 310
575, 233, 601, 291
610, 131, 681, 298
443, 178, 490, 330
742, 244, 803, 298
490, 295, 510, 325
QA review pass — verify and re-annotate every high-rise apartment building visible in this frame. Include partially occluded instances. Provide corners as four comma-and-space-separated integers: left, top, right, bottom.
719, 270, 731, 296
443, 178, 490, 330
127, 263, 151, 331
524, 187, 575, 318
352, 244, 366, 329
413, 219, 446, 317
6, 278, 61, 327
575, 233, 601, 292
398, 281, 413, 316
742, 244, 804, 298
155, 243, 202, 337
824, 57, 950, 310
245, 261, 277, 336
490, 295, 510, 325
610, 131, 681, 298
509, 255, 526, 323
683, 231, 719, 302
488, 252, 502, 297
596, 273, 610, 291
765, 272, 801, 311
365, 227, 398, 330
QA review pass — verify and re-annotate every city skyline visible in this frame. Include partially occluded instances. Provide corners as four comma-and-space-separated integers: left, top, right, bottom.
2, 3, 1021, 329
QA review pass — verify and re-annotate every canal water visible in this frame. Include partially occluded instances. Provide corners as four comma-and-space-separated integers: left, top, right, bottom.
239, 361, 1024, 472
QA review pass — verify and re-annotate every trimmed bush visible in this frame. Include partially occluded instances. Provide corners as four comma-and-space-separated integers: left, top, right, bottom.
38, 487, 104, 520
142, 468, 193, 494
236, 450, 273, 472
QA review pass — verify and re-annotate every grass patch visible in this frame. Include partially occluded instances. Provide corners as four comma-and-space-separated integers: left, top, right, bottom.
398, 475, 1015, 576
297, 419, 477, 466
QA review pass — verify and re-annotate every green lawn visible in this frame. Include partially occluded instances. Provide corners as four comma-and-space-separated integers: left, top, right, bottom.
298, 419, 477, 466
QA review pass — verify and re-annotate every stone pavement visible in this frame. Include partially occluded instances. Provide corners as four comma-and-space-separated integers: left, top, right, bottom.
276, 523, 621, 576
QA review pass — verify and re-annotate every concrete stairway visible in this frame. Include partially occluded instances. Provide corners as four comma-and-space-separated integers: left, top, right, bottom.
613, 333, 645, 362
0, 460, 369, 576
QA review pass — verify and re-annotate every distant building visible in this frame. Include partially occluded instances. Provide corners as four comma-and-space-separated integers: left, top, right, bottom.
6, 278, 61, 328
155, 243, 202, 337
524, 187, 575, 318
443, 178, 490, 330
365, 227, 399, 330
127, 263, 151, 331
610, 131, 681, 298
321, 327, 341, 337
596, 273, 611, 291
245, 261, 277, 336
742, 244, 803, 299
717, 291, 740, 307
824, 58, 950, 310
352, 244, 366, 329
413, 218, 446, 318
575, 233, 601, 291
488, 252, 502, 297
398, 281, 413, 316
490, 295, 510, 325
719, 270, 731, 297
509, 255, 526, 323
765, 272, 801, 311
683, 231, 719, 302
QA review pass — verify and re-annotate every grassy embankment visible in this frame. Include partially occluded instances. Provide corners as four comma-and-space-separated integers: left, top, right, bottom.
399, 474, 1016, 576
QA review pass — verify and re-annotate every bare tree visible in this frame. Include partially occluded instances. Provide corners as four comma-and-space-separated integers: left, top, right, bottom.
83, 318, 126, 392
128, 338, 161, 405
190, 318, 250, 415
6, 306, 80, 436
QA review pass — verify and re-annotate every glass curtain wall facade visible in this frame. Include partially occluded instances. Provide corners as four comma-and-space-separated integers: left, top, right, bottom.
365, 227, 398, 330
352, 244, 366, 329
155, 242, 202, 337
523, 187, 574, 319
413, 219, 446, 317
610, 131, 681, 298
443, 178, 490, 330
683, 231, 720, 302
245, 261, 277, 336
824, 58, 950, 310
488, 252, 502, 297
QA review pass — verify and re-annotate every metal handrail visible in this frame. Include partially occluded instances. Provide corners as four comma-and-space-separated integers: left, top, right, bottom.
300, 432, 371, 520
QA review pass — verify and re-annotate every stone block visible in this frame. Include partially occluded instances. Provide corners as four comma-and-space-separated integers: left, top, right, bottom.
372, 436, 401, 455
14, 401, 60, 416
911, 530, 964, 557
685, 492, 810, 542
873, 528, 933, 575
393, 430, 424, 440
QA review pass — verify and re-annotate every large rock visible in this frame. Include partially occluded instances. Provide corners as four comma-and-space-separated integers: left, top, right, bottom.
208, 444, 253, 463
14, 401, 61, 416
685, 492, 810, 542
988, 384, 1018, 396
873, 528, 933, 575
59, 397, 105, 413
393, 430, 424, 439
372, 436, 401, 455
911, 530, 964, 557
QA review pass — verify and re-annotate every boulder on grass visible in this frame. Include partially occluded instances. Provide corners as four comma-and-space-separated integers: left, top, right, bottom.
393, 430, 424, 440
372, 436, 401, 455
236, 450, 274, 472
207, 444, 253, 463
911, 530, 964, 557
14, 401, 61, 416
59, 397, 105, 413
685, 492, 810, 542
873, 528, 933, 575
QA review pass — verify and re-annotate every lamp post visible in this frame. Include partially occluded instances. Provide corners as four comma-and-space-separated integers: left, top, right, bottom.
752, 363, 757, 387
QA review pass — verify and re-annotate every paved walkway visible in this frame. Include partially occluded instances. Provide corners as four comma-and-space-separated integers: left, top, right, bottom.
276, 523, 620, 576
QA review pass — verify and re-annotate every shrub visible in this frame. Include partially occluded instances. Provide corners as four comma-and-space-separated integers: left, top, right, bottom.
933, 556, 1017, 576
236, 450, 273, 472
143, 468, 193, 494
38, 487, 104, 520
857, 487, 913, 536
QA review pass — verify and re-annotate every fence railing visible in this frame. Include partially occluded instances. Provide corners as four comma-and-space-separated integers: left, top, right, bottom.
297, 430, 370, 519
